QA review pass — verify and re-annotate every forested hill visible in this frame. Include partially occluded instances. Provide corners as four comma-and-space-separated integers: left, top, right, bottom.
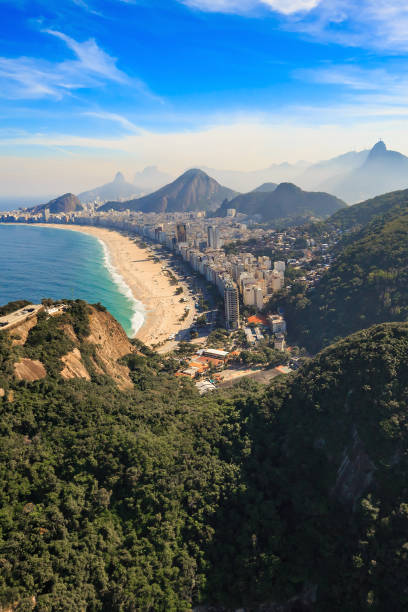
2, 302, 408, 609
328, 187, 408, 230
277, 196, 408, 352
217, 182, 345, 224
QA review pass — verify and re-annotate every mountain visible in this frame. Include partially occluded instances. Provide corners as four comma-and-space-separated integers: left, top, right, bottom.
31, 193, 83, 214
321, 141, 408, 203
279, 189, 408, 352
252, 182, 277, 192
78, 172, 141, 204
99, 168, 237, 213
133, 166, 174, 191
217, 182, 345, 224
299, 148, 369, 190
2, 298, 408, 609
201, 161, 309, 192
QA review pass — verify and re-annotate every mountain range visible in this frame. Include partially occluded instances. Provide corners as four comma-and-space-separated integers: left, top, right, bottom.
217, 182, 345, 223
100, 168, 237, 213
201, 142, 408, 203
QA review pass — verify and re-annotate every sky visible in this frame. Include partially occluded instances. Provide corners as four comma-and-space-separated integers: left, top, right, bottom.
1, 0, 408, 195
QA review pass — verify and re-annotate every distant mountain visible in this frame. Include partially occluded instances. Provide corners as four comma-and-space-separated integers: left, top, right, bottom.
32, 193, 83, 214
279, 188, 408, 352
100, 169, 237, 213
300, 149, 369, 190
217, 182, 345, 224
201, 162, 308, 192
78, 172, 141, 204
133, 166, 174, 192
321, 141, 408, 203
252, 182, 277, 193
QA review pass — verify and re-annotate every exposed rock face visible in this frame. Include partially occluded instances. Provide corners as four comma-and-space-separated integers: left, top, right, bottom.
60, 347, 91, 380
100, 169, 237, 213
59, 306, 134, 389
331, 425, 376, 509
14, 358, 46, 381
85, 306, 134, 389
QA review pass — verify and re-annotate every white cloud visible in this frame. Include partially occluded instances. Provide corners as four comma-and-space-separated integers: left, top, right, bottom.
181, 0, 408, 52
0, 30, 154, 100
286, 0, 408, 51
181, 0, 321, 15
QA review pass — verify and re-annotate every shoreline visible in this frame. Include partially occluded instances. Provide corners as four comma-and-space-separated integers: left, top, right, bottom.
14, 223, 197, 347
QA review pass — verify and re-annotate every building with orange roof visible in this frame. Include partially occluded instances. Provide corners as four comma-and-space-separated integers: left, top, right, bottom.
247, 314, 269, 326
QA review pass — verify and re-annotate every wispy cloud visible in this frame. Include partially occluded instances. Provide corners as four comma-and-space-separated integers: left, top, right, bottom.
181, 0, 408, 52
295, 65, 400, 91
181, 0, 321, 15
83, 111, 142, 133
284, 0, 408, 52
0, 29, 157, 100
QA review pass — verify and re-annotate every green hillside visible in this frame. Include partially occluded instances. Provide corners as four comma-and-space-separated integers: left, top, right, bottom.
276, 194, 408, 352
329, 187, 408, 230
217, 182, 345, 224
2, 303, 408, 610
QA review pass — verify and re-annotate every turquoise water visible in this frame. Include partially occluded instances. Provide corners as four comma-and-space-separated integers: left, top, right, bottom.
0, 224, 145, 337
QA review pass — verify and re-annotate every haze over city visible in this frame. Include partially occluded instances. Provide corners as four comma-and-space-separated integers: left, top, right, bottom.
2, 0, 408, 196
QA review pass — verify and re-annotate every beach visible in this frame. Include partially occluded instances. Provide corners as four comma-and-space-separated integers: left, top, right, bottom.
35, 224, 196, 347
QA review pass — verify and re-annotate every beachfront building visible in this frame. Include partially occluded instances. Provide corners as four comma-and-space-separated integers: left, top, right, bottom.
176, 223, 187, 243
224, 282, 240, 329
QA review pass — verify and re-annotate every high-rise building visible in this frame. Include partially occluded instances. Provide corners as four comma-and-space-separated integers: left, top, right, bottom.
224, 282, 240, 329
176, 223, 187, 243
207, 225, 214, 248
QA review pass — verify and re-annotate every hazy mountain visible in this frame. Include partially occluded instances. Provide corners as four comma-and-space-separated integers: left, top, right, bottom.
78, 172, 141, 204
218, 182, 345, 224
252, 182, 277, 193
133, 166, 174, 191
321, 141, 408, 203
300, 149, 370, 190
201, 162, 308, 192
100, 169, 237, 213
31, 193, 83, 214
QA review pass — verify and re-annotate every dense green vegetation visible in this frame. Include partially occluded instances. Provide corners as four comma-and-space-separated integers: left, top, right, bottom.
328, 187, 408, 231
2, 302, 408, 610
0, 300, 31, 316
273, 194, 408, 352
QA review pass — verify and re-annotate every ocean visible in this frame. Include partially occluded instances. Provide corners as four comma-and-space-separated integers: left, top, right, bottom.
0, 224, 145, 337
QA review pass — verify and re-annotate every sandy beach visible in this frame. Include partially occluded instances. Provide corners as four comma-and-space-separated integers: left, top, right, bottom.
35, 224, 196, 347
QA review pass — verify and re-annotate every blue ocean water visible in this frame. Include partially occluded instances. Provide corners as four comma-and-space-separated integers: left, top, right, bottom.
0, 224, 145, 337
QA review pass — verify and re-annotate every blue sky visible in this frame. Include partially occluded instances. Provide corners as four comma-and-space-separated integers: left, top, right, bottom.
1, 0, 408, 194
